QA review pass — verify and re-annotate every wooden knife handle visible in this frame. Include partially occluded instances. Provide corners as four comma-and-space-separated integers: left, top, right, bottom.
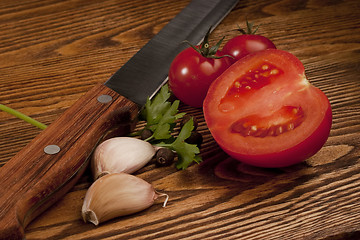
0, 84, 138, 240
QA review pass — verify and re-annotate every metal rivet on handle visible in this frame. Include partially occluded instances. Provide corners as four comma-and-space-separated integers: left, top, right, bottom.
97, 94, 112, 104
44, 145, 61, 155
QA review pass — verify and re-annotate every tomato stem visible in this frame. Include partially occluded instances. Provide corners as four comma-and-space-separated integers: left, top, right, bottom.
183, 27, 233, 60
237, 18, 261, 35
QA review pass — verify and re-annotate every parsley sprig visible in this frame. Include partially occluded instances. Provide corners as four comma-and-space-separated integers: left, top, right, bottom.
142, 84, 185, 140
156, 118, 202, 169
140, 84, 202, 169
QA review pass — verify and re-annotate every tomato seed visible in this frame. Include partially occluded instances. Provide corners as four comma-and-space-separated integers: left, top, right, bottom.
262, 64, 269, 70
287, 123, 295, 130
261, 71, 270, 77
270, 69, 279, 75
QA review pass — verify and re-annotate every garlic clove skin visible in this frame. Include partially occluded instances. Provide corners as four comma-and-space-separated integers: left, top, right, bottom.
91, 137, 156, 180
82, 173, 167, 226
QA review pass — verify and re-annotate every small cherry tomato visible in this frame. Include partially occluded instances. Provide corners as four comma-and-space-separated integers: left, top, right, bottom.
169, 29, 231, 108
203, 49, 332, 168
222, 21, 276, 63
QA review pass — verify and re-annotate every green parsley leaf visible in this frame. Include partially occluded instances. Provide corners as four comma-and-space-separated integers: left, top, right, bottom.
142, 84, 171, 126
139, 84, 202, 169
152, 100, 185, 140
142, 84, 185, 140
156, 118, 202, 169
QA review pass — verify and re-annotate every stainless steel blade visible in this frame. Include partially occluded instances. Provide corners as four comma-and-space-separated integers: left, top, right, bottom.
105, 0, 239, 106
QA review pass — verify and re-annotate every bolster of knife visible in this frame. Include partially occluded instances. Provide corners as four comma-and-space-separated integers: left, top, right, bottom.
0, 83, 138, 239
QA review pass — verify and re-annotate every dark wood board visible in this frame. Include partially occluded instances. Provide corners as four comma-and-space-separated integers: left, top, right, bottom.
0, 0, 359, 239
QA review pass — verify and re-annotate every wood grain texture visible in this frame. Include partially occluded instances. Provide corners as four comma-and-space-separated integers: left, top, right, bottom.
0, 0, 359, 239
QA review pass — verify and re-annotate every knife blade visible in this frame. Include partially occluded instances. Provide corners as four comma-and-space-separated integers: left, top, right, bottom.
106, 0, 238, 106
0, 0, 238, 239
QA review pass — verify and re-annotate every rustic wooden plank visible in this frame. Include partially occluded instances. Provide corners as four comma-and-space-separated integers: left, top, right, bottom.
0, 0, 359, 239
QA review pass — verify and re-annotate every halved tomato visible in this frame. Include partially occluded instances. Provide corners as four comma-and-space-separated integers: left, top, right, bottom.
203, 49, 332, 168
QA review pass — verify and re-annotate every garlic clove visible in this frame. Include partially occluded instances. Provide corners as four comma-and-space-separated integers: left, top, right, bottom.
91, 137, 156, 180
81, 173, 168, 226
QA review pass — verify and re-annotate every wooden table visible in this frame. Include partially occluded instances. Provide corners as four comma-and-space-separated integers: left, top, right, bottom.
1, 0, 359, 239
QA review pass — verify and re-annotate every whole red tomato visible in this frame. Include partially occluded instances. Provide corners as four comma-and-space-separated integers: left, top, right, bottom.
169, 30, 231, 108
169, 48, 231, 108
222, 21, 276, 63
203, 49, 332, 168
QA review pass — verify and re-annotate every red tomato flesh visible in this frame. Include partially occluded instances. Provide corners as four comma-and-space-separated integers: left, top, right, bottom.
203, 49, 332, 168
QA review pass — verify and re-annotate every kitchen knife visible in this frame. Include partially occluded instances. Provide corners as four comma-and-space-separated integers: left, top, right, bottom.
0, 0, 238, 239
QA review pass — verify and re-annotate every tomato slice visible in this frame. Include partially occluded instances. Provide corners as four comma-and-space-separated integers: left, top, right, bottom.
203, 49, 332, 168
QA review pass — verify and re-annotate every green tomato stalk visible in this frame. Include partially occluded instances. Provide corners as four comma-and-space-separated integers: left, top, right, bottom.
237, 19, 261, 35
0, 104, 47, 130
184, 26, 232, 60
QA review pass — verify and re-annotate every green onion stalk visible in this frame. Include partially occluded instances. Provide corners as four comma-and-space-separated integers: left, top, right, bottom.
0, 104, 47, 130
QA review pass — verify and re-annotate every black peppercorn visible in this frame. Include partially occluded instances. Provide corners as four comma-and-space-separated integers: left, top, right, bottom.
155, 148, 175, 167
180, 115, 198, 130
140, 128, 153, 140
185, 131, 203, 148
